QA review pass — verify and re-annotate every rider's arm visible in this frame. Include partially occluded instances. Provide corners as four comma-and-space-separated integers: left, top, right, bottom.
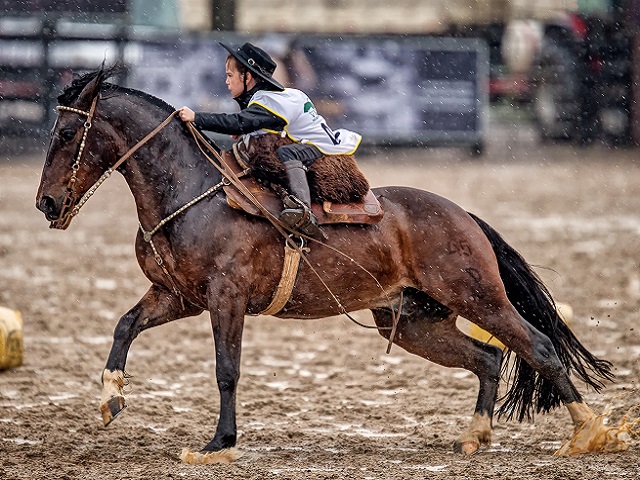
194, 104, 286, 135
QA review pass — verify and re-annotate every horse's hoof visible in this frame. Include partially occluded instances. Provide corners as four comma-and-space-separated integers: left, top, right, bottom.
100, 395, 127, 427
453, 439, 480, 455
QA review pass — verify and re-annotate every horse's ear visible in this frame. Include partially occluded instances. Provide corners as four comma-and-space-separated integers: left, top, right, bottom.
75, 70, 104, 108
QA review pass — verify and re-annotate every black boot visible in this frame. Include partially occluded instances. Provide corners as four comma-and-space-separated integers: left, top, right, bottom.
279, 159, 320, 237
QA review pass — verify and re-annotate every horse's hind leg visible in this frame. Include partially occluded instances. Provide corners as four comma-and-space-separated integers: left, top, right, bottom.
453, 287, 599, 436
372, 292, 503, 455
464, 300, 587, 414
101, 285, 203, 426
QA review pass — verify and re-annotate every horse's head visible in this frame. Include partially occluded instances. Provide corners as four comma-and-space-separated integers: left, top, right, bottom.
36, 67, 122, 229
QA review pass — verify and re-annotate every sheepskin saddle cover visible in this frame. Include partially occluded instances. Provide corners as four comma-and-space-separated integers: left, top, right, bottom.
237, 133, 369, 204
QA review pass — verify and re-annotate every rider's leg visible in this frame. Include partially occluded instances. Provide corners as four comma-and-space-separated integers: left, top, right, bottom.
278, 144, 322, 236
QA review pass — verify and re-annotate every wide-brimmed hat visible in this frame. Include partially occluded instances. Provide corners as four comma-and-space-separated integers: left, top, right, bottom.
220, 42, 285, 91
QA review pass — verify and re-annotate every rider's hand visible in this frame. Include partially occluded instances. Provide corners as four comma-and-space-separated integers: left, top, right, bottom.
178, 106, 195, 123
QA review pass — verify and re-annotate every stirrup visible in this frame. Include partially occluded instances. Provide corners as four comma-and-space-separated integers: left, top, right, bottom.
279, 206, 320, 237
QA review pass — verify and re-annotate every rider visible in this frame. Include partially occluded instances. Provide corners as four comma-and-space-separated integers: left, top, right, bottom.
178, 42, 362, 237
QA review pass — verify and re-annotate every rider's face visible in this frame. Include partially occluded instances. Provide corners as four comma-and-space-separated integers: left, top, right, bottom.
226, 59, 253, 98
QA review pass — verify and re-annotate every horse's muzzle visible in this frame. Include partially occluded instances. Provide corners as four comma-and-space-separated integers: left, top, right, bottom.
37, 195, 61, 221
38, 194, 76, 230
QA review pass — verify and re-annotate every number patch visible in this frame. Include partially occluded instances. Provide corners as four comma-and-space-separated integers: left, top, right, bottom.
321, 123, 341, 145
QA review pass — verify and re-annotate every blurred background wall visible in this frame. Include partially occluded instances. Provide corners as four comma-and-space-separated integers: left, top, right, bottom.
2, 0, 639, 152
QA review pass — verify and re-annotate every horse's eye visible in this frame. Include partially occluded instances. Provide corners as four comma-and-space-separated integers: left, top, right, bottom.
58, 128, 77, 142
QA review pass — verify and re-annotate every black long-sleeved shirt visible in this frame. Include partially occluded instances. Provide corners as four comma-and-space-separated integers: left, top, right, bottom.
194, 84, 286, 135
194, 104, 286, 135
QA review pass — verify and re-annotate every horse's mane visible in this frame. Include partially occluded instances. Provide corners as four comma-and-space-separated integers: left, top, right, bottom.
57, 64, 175, 116
58, 64, 220, 153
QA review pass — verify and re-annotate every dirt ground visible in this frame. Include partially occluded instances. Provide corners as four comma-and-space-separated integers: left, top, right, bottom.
1, 128, 639, 479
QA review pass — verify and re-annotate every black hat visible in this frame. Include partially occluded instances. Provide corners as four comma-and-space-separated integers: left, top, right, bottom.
219, 42, 285, 91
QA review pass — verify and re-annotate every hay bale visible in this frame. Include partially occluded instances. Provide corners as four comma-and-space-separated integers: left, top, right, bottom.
0, 306, 23, 370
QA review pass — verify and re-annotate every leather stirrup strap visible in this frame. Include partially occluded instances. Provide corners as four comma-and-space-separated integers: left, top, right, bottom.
259, 238, 308, 315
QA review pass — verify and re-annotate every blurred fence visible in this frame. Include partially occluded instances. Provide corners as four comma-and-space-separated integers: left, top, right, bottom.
0, 20, 488, 152
0, 16, 128, 136
0, 2, 129, 137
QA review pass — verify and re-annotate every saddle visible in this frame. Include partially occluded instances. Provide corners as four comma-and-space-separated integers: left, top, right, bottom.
221, 138, 384, 226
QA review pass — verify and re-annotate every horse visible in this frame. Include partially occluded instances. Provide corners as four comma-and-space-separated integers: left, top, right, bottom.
36, 66, 614, 460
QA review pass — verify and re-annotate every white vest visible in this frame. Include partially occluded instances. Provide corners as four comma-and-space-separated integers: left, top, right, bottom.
247, 88, 362, 155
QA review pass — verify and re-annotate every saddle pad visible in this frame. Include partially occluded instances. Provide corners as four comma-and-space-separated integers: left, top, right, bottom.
220, 150, 384, 226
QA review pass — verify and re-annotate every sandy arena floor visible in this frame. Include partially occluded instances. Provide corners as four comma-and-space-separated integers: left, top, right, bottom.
1, 132, 639, 479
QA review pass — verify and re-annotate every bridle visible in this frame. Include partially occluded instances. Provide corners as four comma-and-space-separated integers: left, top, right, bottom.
54, 94, 100, 229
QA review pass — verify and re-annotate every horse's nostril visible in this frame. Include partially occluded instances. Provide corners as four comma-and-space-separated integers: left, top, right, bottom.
37, 195, 59, 219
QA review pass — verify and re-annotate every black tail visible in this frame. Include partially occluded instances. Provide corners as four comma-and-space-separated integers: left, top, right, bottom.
468, 212, 614, 421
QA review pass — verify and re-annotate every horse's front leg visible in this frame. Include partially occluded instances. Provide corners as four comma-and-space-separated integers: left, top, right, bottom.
201, 291, 246, 452
101, 284, 203, 426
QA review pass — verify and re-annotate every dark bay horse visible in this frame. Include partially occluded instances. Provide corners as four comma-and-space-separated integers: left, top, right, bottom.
36, 67, 613, 458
